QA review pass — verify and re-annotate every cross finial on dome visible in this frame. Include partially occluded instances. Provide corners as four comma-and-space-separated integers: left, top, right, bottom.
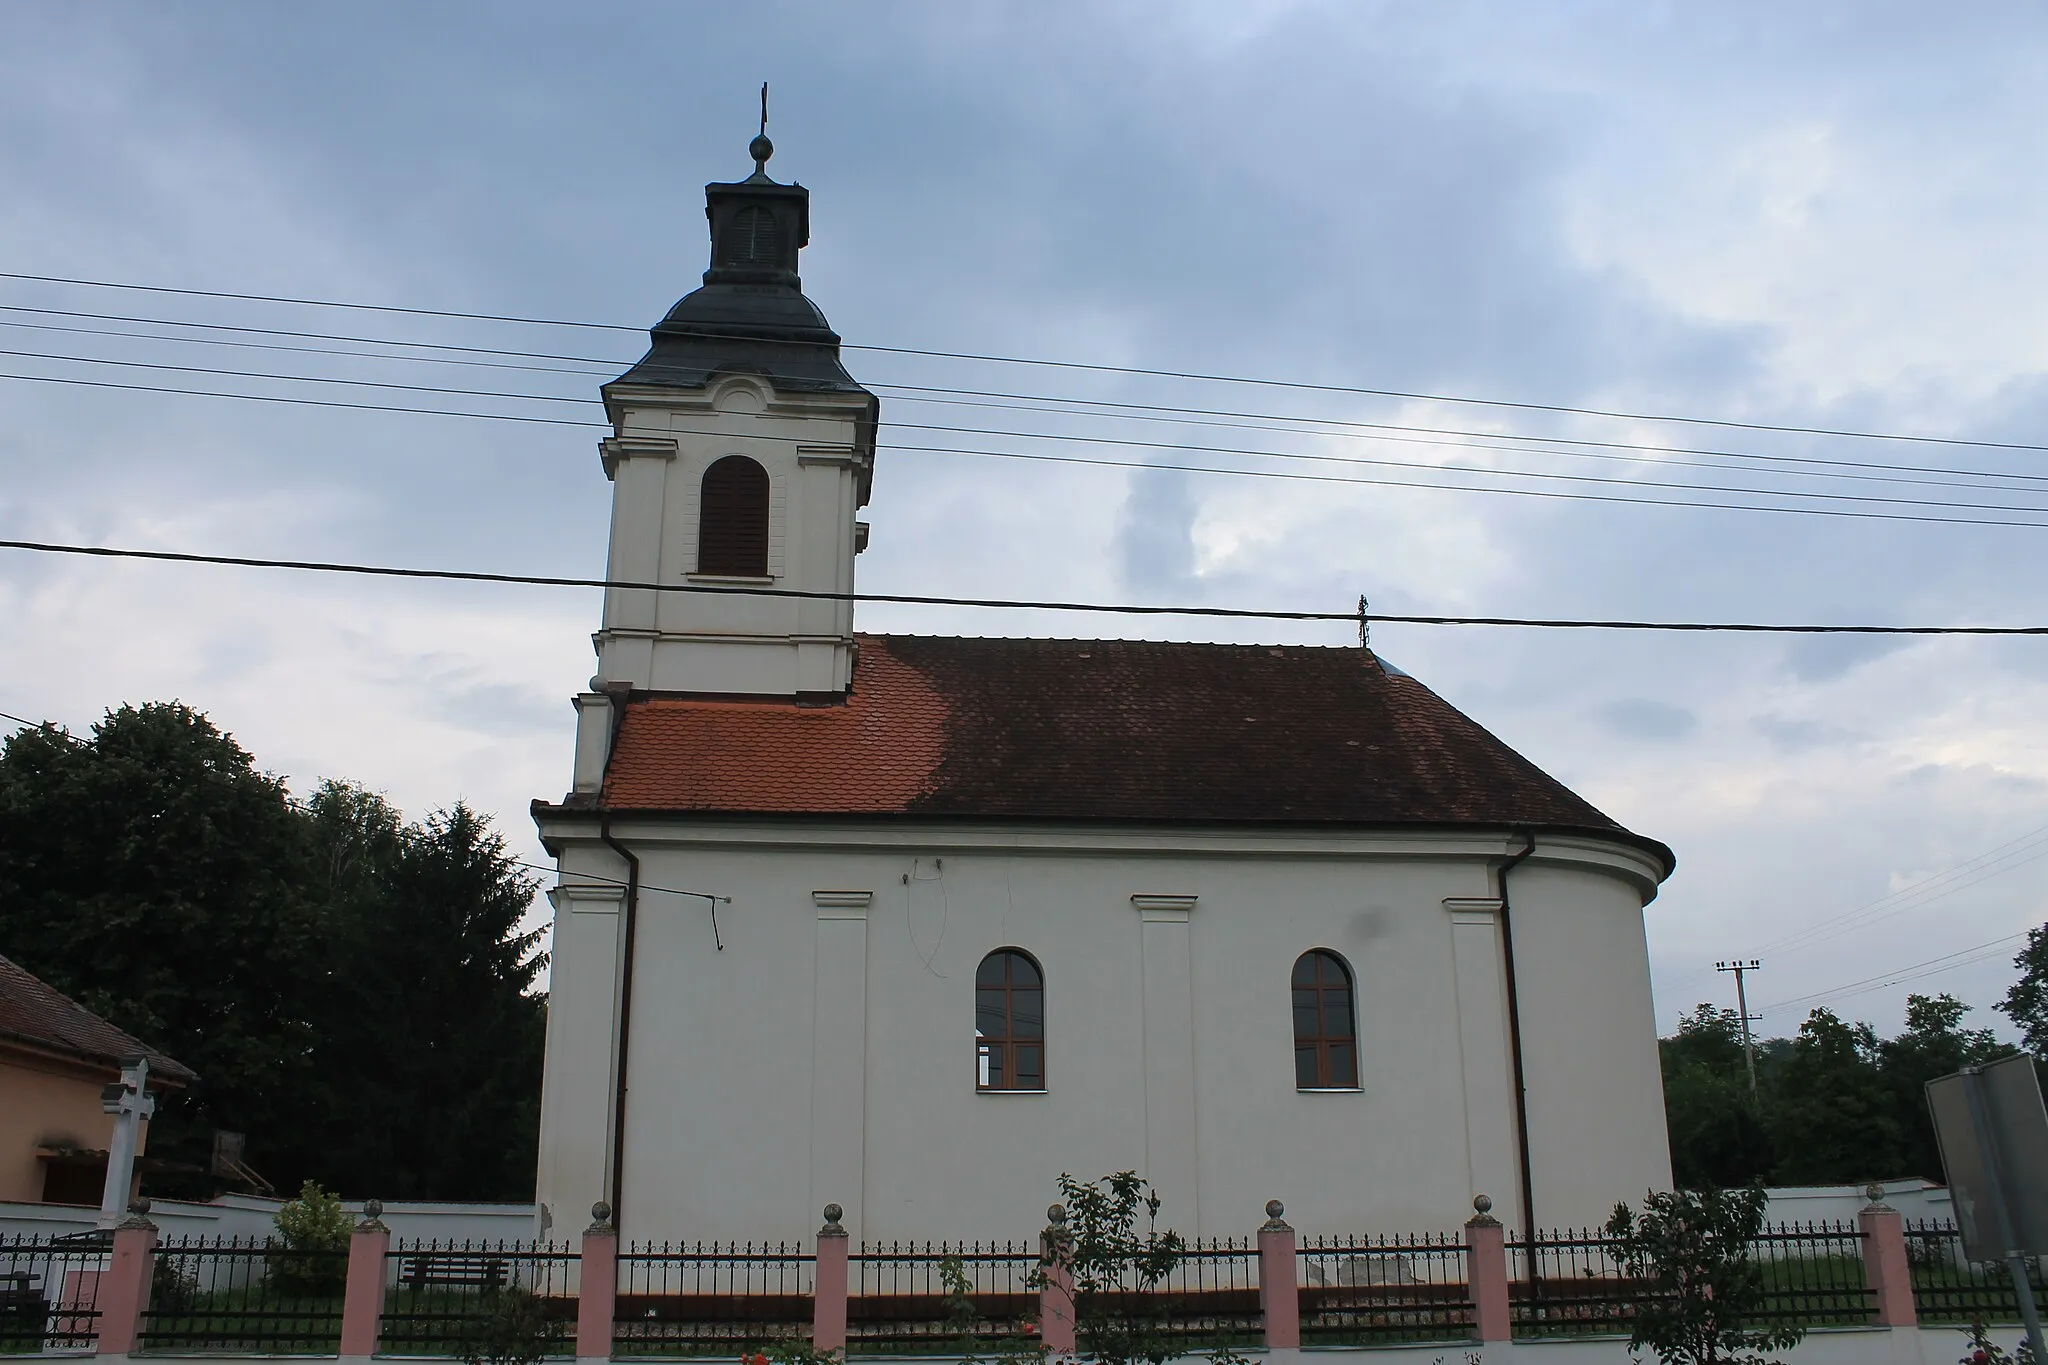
748, 82, 774, 180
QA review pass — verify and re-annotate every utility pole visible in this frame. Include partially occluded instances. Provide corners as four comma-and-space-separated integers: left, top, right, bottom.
1715, 960, 1763, 1096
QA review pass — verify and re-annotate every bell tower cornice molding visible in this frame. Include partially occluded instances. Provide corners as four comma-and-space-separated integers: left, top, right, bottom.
598, 435, 680, 480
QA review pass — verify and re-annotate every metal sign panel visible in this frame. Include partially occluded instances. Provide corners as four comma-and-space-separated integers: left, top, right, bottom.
1928, 1053, 2048, 1261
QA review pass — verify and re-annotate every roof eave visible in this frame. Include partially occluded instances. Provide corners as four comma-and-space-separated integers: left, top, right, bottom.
534, 803, 1673, 888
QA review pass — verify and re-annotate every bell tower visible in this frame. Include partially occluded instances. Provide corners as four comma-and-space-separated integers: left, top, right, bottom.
587, 128, 876, 706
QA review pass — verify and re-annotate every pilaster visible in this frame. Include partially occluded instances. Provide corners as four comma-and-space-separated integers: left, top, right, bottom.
596, 436, 678, 681
810, 891, 871, 1238
1444, 897, 1522, 1231
1132, 894, 1200, 1229
534, 881, 628, 1239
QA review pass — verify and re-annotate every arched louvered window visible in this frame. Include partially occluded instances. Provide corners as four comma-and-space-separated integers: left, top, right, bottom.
697, 455, 770, 576
719, 206, 782, 267
976, 949, 1044, 1091
1292, 950, 1357, 1089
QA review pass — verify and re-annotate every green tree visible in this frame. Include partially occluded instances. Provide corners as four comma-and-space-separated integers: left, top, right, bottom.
2001, 924, 2048, 1056
1762, 1008, 1900, 1185
0, 704, 322, 1186
1876, 994, 2004, 1182
0, 705, 546, 1201
1660, 1005, 1774, 1189
1604, 1184, 1805, 1365
310, 787, 546, 1201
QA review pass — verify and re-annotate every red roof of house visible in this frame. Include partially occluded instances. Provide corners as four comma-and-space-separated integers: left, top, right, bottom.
592, 636, 1669, 867
0, 953, 197, 1084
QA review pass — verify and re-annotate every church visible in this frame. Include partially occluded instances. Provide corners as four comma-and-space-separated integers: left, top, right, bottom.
531, 131, 1675, 1245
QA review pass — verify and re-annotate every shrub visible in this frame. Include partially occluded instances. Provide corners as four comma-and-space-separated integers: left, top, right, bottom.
268, 1179, 352, 1296
1603, 1185, 1804, 1365
461, 1287, 562, 1365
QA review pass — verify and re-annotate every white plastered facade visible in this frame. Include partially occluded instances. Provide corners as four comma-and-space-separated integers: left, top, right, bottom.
533, 817, 1673, 1245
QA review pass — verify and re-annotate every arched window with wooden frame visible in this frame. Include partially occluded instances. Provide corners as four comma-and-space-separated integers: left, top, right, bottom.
1292, 949, 1357, 1089
697, 455, 770, 576
975, 949, 1044, 1091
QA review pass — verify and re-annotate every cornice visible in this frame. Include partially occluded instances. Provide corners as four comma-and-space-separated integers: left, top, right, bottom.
533, 813, 1668, 898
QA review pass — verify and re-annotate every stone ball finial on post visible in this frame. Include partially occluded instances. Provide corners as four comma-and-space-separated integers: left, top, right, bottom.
1261, 1199, 1290, 1232
358, 1198, 389, 1232
1467, 1193, 1500, 1228
1040, 1203, 1071, 1264
587, 1201, 614, 1233
821, 1203, 847, 1237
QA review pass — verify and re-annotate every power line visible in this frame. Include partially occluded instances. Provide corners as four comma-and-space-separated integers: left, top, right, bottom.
1756, 932, 2031, 1017
12, 300, 2047, 489
9, 368, 2048, 532
6, 269, 2045, 456
1752, 824, 2048, 960
6, 535, 2048, 634
0, 315, 615, 379
15, 343, 2048, 517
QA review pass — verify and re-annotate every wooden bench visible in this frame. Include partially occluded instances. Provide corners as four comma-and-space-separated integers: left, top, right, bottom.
0, 1271, 49, 1334
400, 1254, 508, 1292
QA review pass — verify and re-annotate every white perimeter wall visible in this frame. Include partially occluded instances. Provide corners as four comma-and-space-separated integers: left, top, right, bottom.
0, 1194, 539, 1244
534, 822, 1672, 1246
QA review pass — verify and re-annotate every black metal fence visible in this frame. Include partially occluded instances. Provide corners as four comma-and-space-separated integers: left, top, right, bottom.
1747, 1221, 1874, 1328
1297, 1232, 1473, 1346
845, 1240, 1037, 1355
613, 1241, 813, 1357
1908, 1218, 2048, 1325
141, 1235, 350, 1353
0, 1232, 108, 1351
1510, 1229, 1639, 1337
1511, 1222, 1874, 1339
1069, 1236, 1261, 1356
379, 1238, 579, 1356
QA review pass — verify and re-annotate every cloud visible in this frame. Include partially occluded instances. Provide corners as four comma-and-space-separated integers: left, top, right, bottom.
3, 0, 2046, 1030
1599, 698, 1699, 741
1751, 715, 1860, 751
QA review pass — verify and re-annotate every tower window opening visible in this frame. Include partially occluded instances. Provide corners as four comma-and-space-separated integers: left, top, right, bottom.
719, 207, 782, 268
697, 455, 770, 577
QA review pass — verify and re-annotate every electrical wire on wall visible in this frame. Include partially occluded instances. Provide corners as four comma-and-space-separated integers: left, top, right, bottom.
902, 857, 948, 977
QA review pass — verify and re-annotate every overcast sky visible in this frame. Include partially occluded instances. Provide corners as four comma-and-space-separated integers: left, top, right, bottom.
3, 1, 2046, 1044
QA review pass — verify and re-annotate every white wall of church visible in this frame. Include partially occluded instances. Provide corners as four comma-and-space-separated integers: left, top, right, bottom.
533, 820, 1672, 1247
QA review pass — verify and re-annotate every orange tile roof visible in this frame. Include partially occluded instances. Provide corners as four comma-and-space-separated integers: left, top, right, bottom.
595, 636, 1667, 864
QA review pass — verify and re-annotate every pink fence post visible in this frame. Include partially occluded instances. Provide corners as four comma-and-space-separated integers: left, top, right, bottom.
339, 1200, 391, 1359
1464, 1195, 1512, 1344
93, 1200, 158, 1356
813, 1204, 849, 1354
1038, 1204, 1076, 1356
578, 1202, 619, 1362
1858, 1185, 1918, 1328
1257, 1200, 1300, 1350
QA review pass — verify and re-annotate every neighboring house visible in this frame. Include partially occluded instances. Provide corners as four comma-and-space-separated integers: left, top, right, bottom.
532, 134, 1676, 1244
0, 954, 195, 1205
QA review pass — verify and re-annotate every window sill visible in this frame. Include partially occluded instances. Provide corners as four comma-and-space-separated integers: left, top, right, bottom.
686, 573, 775, 584
976, 1088, 1049, 1096
1297, 1086, 1362, 1094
